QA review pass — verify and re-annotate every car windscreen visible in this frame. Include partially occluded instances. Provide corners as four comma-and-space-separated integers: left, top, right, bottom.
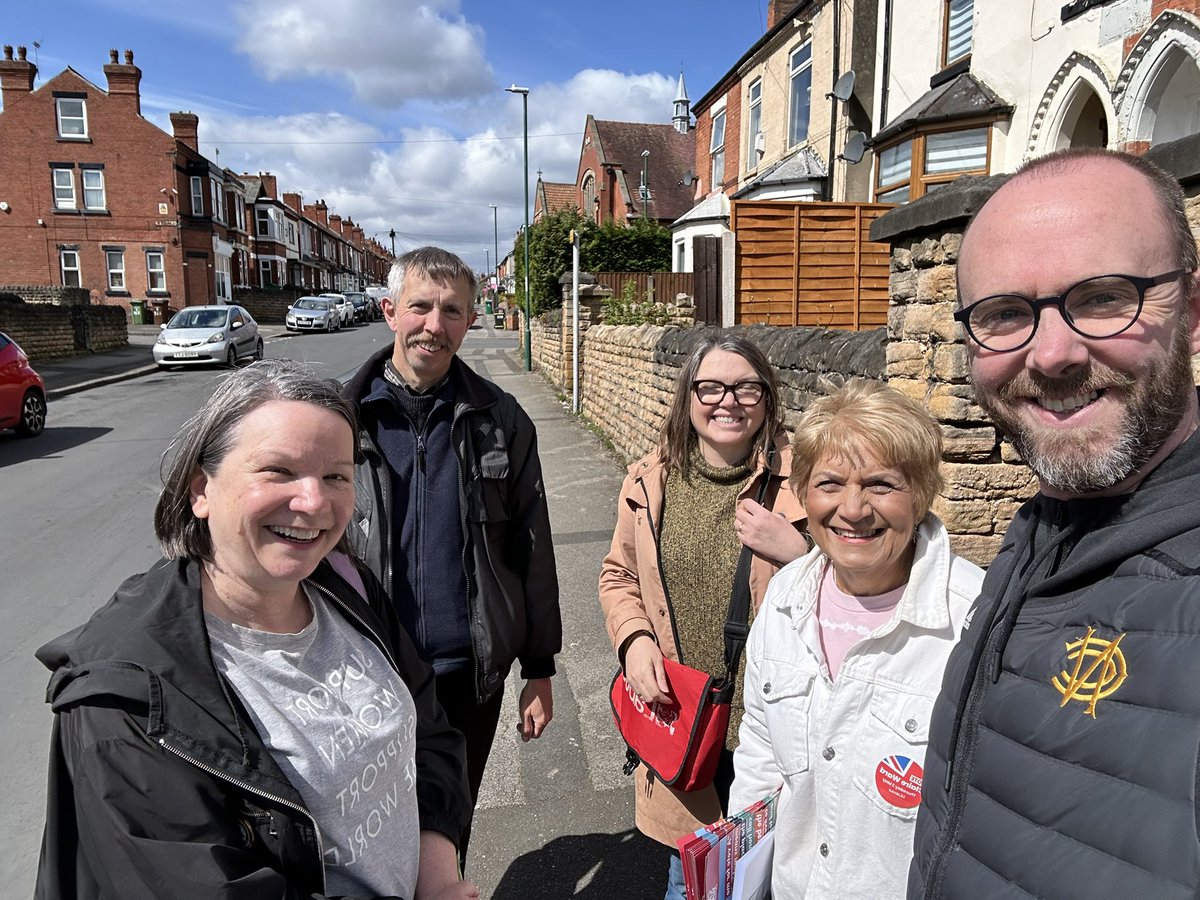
169, 309, 229, 329
295, 298, 330, 310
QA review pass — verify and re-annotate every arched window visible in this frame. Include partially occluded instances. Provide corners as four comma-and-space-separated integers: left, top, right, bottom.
582, 173, 598, 223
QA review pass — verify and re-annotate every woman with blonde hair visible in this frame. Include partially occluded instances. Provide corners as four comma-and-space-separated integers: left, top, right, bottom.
599, 331, 809, 900
729, 377, 983, 899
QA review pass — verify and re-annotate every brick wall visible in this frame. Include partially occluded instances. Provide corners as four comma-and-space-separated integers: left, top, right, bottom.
235, 287, 304, 324
0, 299, 127, 359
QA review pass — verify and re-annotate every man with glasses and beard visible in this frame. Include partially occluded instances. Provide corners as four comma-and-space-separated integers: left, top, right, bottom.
908, 148, 1200, 900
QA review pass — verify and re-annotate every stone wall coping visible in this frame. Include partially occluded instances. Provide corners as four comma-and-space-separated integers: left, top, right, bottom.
870, 174, 1010, 244
1144, 133, 1200, 189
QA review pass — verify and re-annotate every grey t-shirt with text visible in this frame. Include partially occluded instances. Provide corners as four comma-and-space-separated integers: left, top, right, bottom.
206, 585, 420, 896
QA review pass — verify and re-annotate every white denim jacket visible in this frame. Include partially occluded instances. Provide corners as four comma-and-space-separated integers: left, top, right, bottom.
729, 514, 983, 900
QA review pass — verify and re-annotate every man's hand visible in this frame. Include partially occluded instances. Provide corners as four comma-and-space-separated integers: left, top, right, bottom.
518, 677, 554, 742
623, 634, 671, 706
415, 832, 478, 899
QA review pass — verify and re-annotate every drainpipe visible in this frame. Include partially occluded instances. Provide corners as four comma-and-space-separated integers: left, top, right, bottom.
881, 0, 893, 128
826, 0, 842, 201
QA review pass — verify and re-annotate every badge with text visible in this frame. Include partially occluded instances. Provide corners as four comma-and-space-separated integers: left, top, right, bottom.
875, 754, 923, 809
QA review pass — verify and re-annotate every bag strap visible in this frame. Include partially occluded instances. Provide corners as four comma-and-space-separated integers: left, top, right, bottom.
721, 442, 776, 681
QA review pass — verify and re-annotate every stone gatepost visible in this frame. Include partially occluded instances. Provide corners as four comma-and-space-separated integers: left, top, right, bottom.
870, 175, 1037, 565
558, 271, 611, 408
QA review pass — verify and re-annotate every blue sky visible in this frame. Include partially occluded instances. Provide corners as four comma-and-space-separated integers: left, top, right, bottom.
4, 0, 771, 267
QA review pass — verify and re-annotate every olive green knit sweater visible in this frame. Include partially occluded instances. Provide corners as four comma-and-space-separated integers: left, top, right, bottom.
660, 449, 755, 748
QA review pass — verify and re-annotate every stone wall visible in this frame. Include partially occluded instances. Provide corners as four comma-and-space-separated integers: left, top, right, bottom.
883, 224, 1038, 563
578, 323, 887, 464
0, 299, 128, 360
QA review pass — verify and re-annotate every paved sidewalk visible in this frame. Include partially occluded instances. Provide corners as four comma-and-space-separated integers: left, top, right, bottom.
36, 324, 290, 400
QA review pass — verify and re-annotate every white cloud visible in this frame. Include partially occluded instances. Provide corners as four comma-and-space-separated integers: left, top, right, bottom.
233, 0, 493, 107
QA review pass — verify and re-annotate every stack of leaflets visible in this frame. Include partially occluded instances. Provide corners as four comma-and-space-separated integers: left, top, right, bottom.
676, 787, 780, 900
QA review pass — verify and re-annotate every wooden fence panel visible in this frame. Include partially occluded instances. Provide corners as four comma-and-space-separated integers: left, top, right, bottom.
594, 271, 695, 304
730, 200, 893, 330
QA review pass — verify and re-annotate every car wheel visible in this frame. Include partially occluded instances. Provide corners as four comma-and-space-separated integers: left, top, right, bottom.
254, 338, 265, 361
226, 345, 238, 368
16, 389, 47, 437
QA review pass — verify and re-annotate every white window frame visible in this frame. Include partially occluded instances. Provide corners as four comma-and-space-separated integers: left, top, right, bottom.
259, 259, 273, 287
710, 106, 727, 191
190, 176, 204, 216
52, 168, 76, 210
146, 251, 167, 292
215, 254, 231, 301
788, 43, 813, 147
256, 208, 272, 238
81, 168, 106, 211
747, 79, 763, 171
105, 250, 125, 290
56, 97, 88, 138
60, 249, 81, 287
211, 180, 225, 224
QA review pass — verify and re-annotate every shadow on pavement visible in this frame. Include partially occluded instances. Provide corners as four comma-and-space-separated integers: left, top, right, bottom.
0, 426, 112, 466
490, 828, 671, 900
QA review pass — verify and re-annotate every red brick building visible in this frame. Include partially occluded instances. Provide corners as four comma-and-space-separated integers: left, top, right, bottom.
0, 46, 231, 312
575, 116, 695, 226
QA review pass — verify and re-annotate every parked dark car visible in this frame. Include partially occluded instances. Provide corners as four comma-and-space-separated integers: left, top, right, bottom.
343, 291, 370, 324
0, 332, 47, 437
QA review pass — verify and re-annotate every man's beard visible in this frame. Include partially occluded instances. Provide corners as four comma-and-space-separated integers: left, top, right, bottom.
975, 327, 1196, 494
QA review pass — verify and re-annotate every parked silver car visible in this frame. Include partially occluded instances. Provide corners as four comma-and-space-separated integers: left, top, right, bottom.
285, 296, 341, 332
321, 292, 355, 327
153, 305, 263, 368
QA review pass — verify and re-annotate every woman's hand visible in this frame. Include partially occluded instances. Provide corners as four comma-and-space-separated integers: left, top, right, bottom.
623, 634, 671, 705
735, 498, 809, 564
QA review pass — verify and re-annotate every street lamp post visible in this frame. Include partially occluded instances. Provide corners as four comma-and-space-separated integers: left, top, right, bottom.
388, 229, 396, 257
506, 84, 531, 372
489, 203, 499, 295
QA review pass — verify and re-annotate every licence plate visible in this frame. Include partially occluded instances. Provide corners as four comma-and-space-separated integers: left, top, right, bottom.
174, 351, 200, 358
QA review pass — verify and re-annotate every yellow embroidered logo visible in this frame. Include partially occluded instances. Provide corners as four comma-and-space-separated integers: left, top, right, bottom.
1052, 627, 1128, 718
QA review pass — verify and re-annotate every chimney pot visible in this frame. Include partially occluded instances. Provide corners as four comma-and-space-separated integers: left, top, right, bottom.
16, 45, 26, 61
109, 49, 118, 63
3, 46, 13, 61
124, 49, 133, 65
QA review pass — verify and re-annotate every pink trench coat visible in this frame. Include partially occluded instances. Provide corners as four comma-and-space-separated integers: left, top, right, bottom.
598, 434, 806, 846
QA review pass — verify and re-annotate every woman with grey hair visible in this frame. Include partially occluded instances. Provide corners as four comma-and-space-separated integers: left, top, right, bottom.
34, 360, 477, 900
599, 331, 809, 900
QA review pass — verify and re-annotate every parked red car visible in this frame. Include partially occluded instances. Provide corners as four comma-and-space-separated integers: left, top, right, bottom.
0, 332, 47, 437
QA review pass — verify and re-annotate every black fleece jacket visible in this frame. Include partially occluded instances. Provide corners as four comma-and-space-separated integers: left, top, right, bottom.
34, 557, 470, 900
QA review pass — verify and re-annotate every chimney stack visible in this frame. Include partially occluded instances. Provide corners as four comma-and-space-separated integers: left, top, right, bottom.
306, 200, 329, 226
282, 191, 303, 213
766, 0, 797, 30
258, 172, 278, 199
103, 48, 142, 114
170, 112, 199, 151
329, 214, 343, 235
0, 45, 37, 106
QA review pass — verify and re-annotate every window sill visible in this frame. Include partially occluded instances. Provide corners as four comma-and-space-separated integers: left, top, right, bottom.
52, 208, 82, 215
56, 136, 92, 143
105, 290, 131, 298
146, 291, 171, 298
82, 209, 110, 216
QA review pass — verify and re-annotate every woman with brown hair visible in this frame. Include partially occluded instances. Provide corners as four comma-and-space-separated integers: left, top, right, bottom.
599, 331, 809, 900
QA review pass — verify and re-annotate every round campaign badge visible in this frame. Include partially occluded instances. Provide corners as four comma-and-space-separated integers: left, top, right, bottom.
875, 754, 923, 809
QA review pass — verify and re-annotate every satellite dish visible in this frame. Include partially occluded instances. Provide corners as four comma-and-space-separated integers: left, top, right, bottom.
839, 131, 867, 164
827, 70, 856, 103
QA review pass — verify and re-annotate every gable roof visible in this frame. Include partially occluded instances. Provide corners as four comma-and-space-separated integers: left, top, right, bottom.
535, 180, 577, 218
591, 119, 696, 222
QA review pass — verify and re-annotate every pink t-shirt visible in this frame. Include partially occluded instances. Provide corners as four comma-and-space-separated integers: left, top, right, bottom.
816, 563, 904, 680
